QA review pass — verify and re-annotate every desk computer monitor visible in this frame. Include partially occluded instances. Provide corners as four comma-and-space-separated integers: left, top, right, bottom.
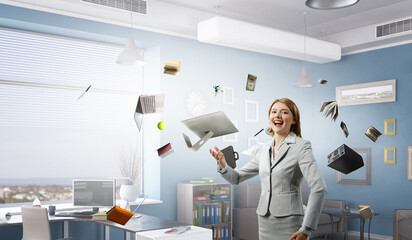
73, 179, 115, 207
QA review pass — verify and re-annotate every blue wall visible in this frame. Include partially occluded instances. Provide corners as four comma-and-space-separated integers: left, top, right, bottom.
1, 3, 412, 239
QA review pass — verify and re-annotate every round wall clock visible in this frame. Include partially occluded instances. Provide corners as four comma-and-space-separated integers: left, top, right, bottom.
185, 90, 207, 116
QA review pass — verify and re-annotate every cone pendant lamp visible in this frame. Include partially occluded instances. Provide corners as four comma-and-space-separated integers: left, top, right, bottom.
294, 12, 315, 88
294, 66, 314, 87
117, 0, 145, 66
117, 37, 145, 65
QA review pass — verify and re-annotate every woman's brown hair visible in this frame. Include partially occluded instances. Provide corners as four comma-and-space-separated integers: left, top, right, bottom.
267, 98, 302, 138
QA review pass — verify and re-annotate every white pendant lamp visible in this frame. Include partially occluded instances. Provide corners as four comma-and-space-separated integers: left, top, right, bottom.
117, 37, 145, 65
295, 66, 314, 87
117, 1, 145, 66
305, 0, 359, 10
294, 12, 315, 88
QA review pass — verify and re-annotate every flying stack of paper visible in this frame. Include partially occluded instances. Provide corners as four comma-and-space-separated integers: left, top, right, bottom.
164, 60, 181, 75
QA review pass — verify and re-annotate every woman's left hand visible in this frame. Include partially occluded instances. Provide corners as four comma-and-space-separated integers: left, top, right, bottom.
288, 231, 307, 240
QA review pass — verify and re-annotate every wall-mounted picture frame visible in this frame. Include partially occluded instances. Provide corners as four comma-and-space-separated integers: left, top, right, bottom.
245, 100, 259, 122
384, 119, 396, 135
408, 147, 412, 180
336, 148, 371, 185
336, 79, 396, 106
384, 147, 396, 164
222, 87, 234, 104
223, 120, 238, 143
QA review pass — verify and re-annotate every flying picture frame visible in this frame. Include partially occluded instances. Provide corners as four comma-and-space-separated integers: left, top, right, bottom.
336, 79, 396, 106
245, 100, 259, 122
222, 87, 234, 104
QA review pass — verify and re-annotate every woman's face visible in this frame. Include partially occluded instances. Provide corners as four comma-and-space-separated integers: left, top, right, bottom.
269, 102, 296, 136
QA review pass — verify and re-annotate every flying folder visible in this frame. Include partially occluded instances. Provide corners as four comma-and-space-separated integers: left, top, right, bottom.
181, 111, 238, 151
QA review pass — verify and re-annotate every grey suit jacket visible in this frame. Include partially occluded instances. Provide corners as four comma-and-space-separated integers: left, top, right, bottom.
221, 133, 327, 230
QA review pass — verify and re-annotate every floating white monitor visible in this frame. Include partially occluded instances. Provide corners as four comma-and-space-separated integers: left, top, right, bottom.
181, 111, 238, 151
73, 179, 115, 207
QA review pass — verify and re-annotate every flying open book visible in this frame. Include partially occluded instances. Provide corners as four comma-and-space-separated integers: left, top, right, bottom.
320, 101, 339, 121
134, 93, 165, 131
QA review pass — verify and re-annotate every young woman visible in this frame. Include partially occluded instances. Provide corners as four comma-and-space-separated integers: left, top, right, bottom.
210, 98, 327, 240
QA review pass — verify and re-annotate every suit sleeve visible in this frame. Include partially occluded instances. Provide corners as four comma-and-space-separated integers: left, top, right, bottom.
219, 148, 262, 185
298, 140, 327, 230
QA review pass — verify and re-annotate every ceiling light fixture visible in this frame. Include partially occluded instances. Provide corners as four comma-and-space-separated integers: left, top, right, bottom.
294, 12, 315, 88
117, 0, 145, 65
305, 0, 359, 10
197, 16, 341, 63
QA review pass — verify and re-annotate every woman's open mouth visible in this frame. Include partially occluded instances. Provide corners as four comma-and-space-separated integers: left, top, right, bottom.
273, 120, 283, 127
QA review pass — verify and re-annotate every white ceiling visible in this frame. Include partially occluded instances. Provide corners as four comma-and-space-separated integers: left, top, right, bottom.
159, 0, 412, 36
2, 0, 412, 55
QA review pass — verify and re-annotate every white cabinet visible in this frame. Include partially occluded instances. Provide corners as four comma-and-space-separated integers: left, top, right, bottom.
177, 182, 232, 240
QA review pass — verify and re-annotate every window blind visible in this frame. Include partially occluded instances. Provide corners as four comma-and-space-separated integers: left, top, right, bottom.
0, 28, 143, 203
0, 28, 141, 128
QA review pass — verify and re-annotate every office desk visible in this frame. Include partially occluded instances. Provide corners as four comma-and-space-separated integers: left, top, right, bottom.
322, 208, 379, 240
136, 226, 212, 240
1, 213, 183, 240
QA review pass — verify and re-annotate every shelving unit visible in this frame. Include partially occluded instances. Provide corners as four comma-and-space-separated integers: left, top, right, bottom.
177, 182, 232, 240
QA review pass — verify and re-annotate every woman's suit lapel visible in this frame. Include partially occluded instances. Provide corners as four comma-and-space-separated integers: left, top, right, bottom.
271, 144, 291, 170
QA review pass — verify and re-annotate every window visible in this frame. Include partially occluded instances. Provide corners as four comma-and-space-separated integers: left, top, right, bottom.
0, 28, 142, 206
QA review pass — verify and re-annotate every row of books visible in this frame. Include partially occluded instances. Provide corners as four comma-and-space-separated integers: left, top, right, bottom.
212, 224, 230, 240
189, 178, 214, 184
193, 202, 230, 225
193, 194, 230, 202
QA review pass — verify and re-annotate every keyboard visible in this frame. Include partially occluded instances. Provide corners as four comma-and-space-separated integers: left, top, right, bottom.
55, 210, 98, 218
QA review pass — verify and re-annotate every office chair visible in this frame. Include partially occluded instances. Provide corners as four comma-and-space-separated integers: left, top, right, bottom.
21, 206, 74, 240
21, 206, 51, 240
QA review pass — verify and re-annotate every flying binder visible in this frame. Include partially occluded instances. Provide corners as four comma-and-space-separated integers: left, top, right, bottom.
106, 206, 133, 225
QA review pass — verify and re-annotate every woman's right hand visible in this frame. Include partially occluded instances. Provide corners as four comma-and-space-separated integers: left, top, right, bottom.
209, 146, 227, 170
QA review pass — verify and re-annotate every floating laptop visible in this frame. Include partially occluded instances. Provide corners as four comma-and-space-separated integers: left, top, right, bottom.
181, 111, 238, 151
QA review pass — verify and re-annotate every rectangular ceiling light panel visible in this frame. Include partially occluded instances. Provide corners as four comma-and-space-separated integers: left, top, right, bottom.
198, 16, 341, 63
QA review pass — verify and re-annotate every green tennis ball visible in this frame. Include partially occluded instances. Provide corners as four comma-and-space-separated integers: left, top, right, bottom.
157, 121, 166, 130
